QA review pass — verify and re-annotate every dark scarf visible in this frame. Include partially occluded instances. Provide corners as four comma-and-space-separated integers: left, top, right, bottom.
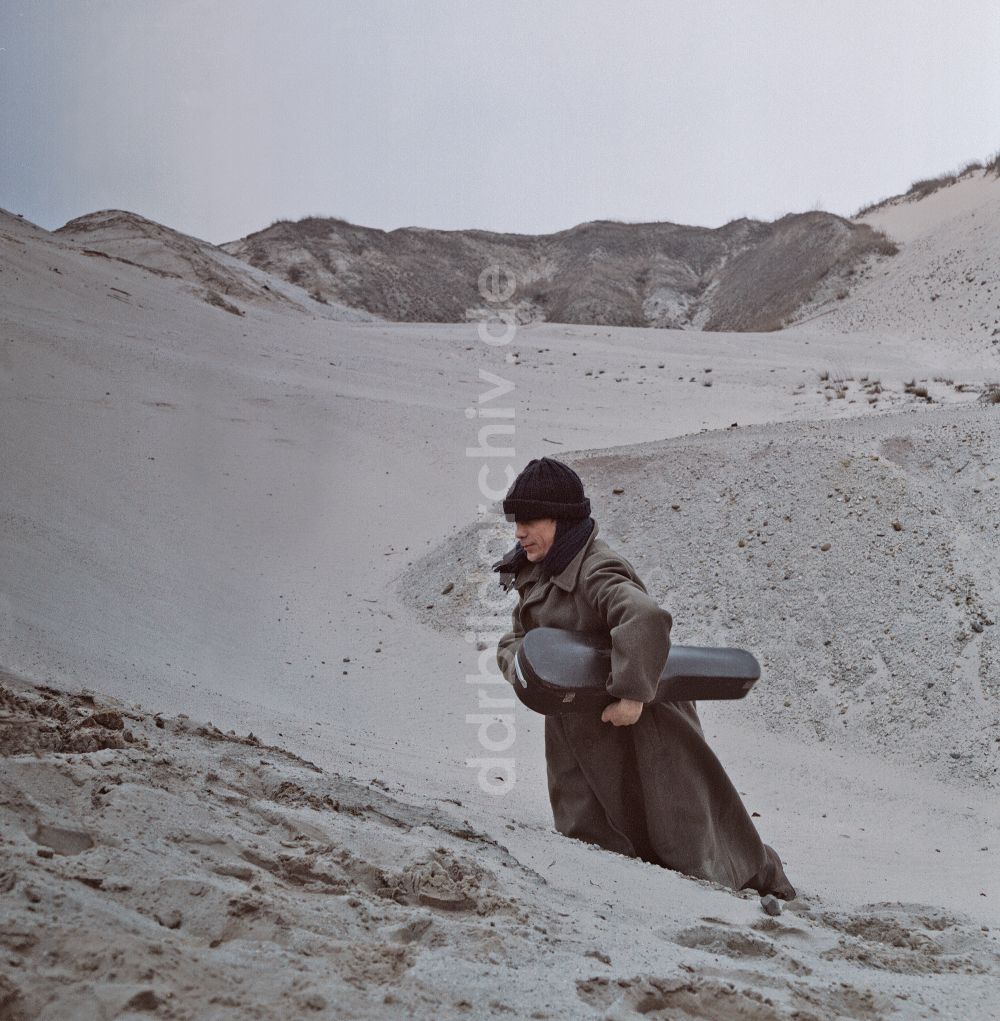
492, 517, 595, 591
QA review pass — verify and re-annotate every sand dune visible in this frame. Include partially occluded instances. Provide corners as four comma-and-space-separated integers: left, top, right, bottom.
2, 175, 1000, 1018
794, 169, 1000, 345
222, 211, 894, 331
52, 208, 375, 321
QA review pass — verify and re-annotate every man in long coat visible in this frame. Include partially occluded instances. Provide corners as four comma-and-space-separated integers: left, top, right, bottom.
494, 456, 795, 900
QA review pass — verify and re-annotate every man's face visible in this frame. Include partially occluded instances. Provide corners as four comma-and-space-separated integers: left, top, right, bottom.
514, 518, 557, 561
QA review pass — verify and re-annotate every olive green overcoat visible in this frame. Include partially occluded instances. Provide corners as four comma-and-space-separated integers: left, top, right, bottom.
497, 522, 793, 897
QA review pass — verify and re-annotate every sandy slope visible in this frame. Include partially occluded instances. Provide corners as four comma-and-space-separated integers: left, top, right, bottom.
55, 208, 373, 322
3, 675, 999, 1021
794, 171, 1000, 347
2, 183, 1000, 1019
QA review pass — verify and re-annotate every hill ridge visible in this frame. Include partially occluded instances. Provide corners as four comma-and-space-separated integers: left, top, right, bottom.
223, 209, 893, 330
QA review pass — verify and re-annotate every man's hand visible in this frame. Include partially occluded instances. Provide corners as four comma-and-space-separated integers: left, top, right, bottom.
601, 698, 644, 726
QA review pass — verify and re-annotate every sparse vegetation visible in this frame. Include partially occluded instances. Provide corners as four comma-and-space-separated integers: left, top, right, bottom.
869, 233, 899, 256
203, 289, 243, 316
522, 281, 551, 307
854, 196, 891, 218
906, 174, 958, 201
855, 145, 1000, 216
980, 383, 1000, 405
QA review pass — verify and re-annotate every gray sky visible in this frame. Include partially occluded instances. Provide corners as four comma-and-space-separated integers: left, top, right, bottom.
2, 0, 999, 244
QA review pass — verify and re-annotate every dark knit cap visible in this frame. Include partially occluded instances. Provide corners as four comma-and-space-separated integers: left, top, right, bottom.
502, 457, 591, 522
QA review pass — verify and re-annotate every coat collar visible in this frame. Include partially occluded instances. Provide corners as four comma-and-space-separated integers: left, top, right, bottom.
549, 520, 599, 592
513, 521, 600, 593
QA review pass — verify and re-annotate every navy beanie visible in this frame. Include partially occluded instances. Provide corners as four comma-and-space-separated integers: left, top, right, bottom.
502, 457, 591, 522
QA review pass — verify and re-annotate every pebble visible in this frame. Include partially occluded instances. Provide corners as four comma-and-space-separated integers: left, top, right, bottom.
154, 908, 183, 929
820, 542, 832, 552
441, 582, 454, 595
125, 991, 162, 1012
761, 894, 783, 916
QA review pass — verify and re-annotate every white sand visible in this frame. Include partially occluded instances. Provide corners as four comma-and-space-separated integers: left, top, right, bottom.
795, 169, 1000, 344
2, 183, 999, 1019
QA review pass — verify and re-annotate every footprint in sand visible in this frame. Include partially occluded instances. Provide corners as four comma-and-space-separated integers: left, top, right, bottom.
814, 902, 997, 976
575, 974, 797, 1020
672, 922, 778, 960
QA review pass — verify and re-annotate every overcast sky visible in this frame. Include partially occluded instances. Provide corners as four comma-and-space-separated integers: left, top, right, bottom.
2, 0, 999, 244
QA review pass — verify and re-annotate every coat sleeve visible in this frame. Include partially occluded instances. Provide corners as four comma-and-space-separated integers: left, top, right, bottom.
582, 558, 672, 703
496, 596, 526, 687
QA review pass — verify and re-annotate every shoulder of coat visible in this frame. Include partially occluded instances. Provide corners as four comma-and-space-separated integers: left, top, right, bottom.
581, 538, 640, 579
